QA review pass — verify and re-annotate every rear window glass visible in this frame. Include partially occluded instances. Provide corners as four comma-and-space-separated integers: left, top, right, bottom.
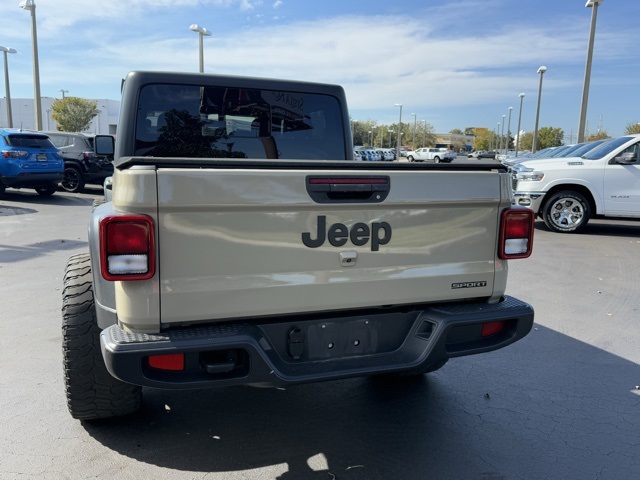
6, 134, 56, 149
134, 84, 346, 160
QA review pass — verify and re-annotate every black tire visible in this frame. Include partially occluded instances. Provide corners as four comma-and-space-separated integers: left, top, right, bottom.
542, 190, 591, 233
35, 183, 57, 196
407, 155, 414, 162
61, 166, 85, 193
62, 253, 142, 420
433, 156, 440, 163
0, 180, 6, 197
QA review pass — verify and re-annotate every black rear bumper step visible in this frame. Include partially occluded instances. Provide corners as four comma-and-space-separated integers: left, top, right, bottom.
101, 296, 534, 389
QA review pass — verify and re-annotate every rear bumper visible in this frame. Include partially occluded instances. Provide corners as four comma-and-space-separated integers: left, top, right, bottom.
101, 295, 534, 389
1, 172, 63, 188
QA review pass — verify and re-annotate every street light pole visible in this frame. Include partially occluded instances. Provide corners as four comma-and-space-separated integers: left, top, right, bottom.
515, 93, 525, 157
532, 66, 547, 154
189, 23, 212, 73
578, 0, 603, 143
505, 106, 513, 155
394, 103, 402, 160
411, 113, 416, 148
368, 130, 372, 146
500, 115, 505, 153
0, 46, 16, 128
19, 0, 42, 131
422, 120, 427, 147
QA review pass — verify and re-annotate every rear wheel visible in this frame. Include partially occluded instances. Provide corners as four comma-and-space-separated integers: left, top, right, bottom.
542, 190, 591, 233
62, 253, 142, 420
407, 155, 414, 162
0, 180, 5, 197
35, 183, 57, 196
61, 166, 85, 193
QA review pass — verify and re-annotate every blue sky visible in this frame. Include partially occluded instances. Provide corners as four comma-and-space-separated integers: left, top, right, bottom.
0, 0, 638, 139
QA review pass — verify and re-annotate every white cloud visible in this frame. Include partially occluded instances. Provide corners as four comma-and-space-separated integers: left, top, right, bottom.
273, 0, 283, 8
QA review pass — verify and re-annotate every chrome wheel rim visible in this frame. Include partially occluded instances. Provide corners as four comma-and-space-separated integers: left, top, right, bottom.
550, 197, 584, 230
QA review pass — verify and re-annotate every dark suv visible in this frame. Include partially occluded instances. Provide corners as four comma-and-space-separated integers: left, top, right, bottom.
0, 128, 64, 197
43, 131, 114, 193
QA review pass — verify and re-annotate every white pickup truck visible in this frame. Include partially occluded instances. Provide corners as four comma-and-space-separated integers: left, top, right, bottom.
61, 71, 535, 420
511, 134, 640, 232
406, 147, 456, 163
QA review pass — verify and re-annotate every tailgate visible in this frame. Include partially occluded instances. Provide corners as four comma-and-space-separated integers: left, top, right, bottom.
154, 167, 510, 325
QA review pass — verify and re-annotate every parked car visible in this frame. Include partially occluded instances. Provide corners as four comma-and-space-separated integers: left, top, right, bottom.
42, 131, 114, 193
380, 148, 395, 161
406, 147, 449, 163
477, 151, 497, 159
0, 128, 64, 197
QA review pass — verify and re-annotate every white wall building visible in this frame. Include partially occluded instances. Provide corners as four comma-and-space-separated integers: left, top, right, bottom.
0, 97, 120, 134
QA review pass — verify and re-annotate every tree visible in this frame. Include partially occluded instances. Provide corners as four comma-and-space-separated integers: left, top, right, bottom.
536, 127, 564, 150
586, 131, 609, 141
51, 97, 99, 132
450, 129, 464, 135
624, 122, 640, 135
473, 129, 493, 151
518, 132, 534, 152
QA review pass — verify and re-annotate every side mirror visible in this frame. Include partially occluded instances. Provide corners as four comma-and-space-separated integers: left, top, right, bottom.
94, 135, 115, 157
613, 151, 637, 165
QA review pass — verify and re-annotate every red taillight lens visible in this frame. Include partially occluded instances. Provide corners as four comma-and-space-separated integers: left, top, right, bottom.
148, 354, 185, 371
482, 321, 505, 337
499, 209, 534, 259
100, 215, 155, 281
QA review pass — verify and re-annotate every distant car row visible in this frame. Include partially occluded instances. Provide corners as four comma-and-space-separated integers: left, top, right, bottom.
354, 146, 396, 161
0, 128, 113, 197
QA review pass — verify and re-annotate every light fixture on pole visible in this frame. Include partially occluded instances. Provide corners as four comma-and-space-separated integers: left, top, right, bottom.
19, 0, 43, 131
578, 0, 603, 143
515, 93, 525, 157
59, 89, 68, 98
532, 66, 547, 154
500, 115, 506, 152
394, 103, 403, 160
189, 23, 212, 73
505, 106, 513, 155
0, 46, 16, 128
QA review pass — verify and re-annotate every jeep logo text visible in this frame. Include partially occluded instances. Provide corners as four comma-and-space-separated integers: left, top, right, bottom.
302, 215, 392, 251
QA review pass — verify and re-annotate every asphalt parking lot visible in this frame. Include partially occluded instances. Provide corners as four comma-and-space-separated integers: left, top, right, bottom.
1, 185, 639, 480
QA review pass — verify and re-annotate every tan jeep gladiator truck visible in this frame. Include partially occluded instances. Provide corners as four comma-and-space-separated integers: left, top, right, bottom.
62, 71, 535, 420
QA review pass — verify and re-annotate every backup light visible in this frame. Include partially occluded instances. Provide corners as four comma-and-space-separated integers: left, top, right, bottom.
100, 215, 155, 281
499, 209, 534, 259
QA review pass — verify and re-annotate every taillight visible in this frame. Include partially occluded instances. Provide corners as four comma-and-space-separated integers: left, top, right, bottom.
2, 149, 28, 158
499, 209, 534, 259
100, 215, 155, 281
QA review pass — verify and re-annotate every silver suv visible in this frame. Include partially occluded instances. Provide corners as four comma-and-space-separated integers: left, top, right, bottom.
42, 131, 113, 193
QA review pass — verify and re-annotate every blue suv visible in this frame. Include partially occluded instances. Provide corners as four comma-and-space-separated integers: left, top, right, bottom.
0, 129, 64, 197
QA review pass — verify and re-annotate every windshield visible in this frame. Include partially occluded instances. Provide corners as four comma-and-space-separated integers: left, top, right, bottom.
135, 84, 346, 160
582, 136, 634, 160
569, 140, 608, 157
